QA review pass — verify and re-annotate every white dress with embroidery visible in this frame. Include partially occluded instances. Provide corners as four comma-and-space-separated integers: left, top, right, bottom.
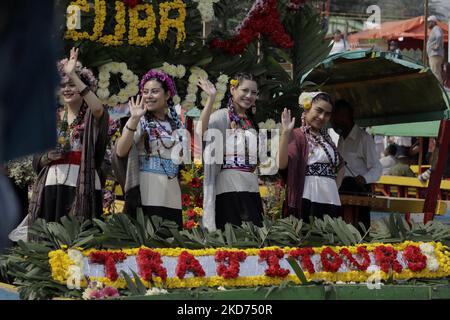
302, 143, 341, 206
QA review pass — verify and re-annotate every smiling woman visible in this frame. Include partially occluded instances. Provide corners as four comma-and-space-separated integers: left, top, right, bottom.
199, 73, 264, 232
278, 91, 344, 222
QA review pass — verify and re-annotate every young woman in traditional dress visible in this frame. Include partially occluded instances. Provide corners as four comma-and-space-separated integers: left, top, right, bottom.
29, 48, 110, 223
278, 92, 344, 222
198, 73, 263, 231
114, 70, 191, 227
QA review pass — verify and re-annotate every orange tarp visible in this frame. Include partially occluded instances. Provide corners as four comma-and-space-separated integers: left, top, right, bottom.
348, 16, 448, 45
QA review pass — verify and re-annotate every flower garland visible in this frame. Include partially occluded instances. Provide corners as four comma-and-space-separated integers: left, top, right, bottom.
48, 242, 450, 290
96, 62, 139, 106
82, 281, 120, 300
215, 250, 247, 279
175, 251, 206, 279
210, 0, 293, 54
5, 156, 37, 188
193, 0, 219, 23
258, 249, 290, 278
98, 1, 126, 46
128, 3, 157, 46
158, 0, 187, 49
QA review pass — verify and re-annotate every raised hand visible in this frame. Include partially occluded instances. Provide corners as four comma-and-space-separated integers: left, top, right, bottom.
281, 108, 295, 134
129, 95, 146, 120
197, 78, 217, 98
64, 47, 79, 76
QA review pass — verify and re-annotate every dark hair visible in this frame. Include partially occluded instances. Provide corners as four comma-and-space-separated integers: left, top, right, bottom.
312, 92, 335, 111
334, 29, 342, 35
334, 99, 354, 117
386, 144, 397, 156
142, 77, 182, 157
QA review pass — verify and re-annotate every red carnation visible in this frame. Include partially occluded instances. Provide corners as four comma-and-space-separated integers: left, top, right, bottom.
184, 220, 196, 230
182, 194, 191, 207
190, 178, 202, 188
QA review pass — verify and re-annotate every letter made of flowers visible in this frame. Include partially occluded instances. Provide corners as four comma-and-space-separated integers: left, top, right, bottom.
210, 0, 293, 54
158, 0, 187, 49
128, 3, 157, 46
65, 0, 107, 42
89, 251, 128, 281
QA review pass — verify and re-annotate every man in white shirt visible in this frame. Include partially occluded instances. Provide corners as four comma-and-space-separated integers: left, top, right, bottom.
329, 29, 347, 56
330, 100, 382, 230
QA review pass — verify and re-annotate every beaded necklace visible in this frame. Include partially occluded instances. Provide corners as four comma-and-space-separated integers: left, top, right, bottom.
54, 103, 87, 185
141, 114, 181, 179
301, 114, 340, 172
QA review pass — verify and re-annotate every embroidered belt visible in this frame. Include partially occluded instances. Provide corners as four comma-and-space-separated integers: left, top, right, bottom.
52, 151, 82, 166
139, 155, 179, 176
305, 162, 336, 179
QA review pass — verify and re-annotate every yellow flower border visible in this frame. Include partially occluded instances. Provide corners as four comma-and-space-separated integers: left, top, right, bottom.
48, 242, 450, 290
98, 1, 126, 46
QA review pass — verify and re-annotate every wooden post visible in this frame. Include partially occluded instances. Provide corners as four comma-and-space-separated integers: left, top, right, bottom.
423, 0, 429, 66
423, 120, 450, 223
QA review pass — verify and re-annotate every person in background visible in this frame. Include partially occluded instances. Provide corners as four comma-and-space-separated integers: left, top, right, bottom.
427, 15, 445, 84
380, 144, 397, 175
388, 40, 402, 59
329, 29, 348, 56
388, 151, 415, 177
331, 99, 382, 230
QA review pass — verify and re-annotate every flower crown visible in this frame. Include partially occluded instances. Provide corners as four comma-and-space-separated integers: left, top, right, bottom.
298, 91, 323, 110
139, 69, 177, 97
229, 79, 239, 87
57, 59, 98, 91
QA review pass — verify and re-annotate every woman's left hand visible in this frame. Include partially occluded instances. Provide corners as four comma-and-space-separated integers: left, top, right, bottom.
64, 47, 79, 77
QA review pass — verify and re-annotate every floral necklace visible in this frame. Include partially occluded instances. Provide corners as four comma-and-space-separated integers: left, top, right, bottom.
56, 103, 87, 153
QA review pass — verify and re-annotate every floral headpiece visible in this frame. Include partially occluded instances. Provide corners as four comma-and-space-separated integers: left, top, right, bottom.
57, 59, 98, 91
139, 69, 177, 97
298, 91, 323, 110
229, 79, 239, 87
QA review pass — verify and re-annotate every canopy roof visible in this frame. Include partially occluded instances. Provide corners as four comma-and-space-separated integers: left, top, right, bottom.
302, 50, 450, 127
347, 16, 448, 45
369, 121, 440, 137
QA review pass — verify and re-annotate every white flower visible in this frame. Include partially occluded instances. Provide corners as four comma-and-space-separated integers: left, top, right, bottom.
265, 119, 276, 130
145, 287, 169, 296
426, 257, 439, 271
216, 83, 227, 93
109, 62, 121, 73
419, 243, 435, 255
118, 90, 130, 103
97, 88, 110, 100
121, 70, 135, 83
186, 93, 197, 102
98, 79, 110, 89
217, 74, 229, 83
173, 95, 181, 105
98, 72, 110, 82
82, 287, 95, 300
258, 122, 266, 130
189, 74, 199, 84
217, 286, 227, 291
108, 96, 119, 106
125, 85, 139, 97
176, 65, 186, 78
212, 101, 221, 110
